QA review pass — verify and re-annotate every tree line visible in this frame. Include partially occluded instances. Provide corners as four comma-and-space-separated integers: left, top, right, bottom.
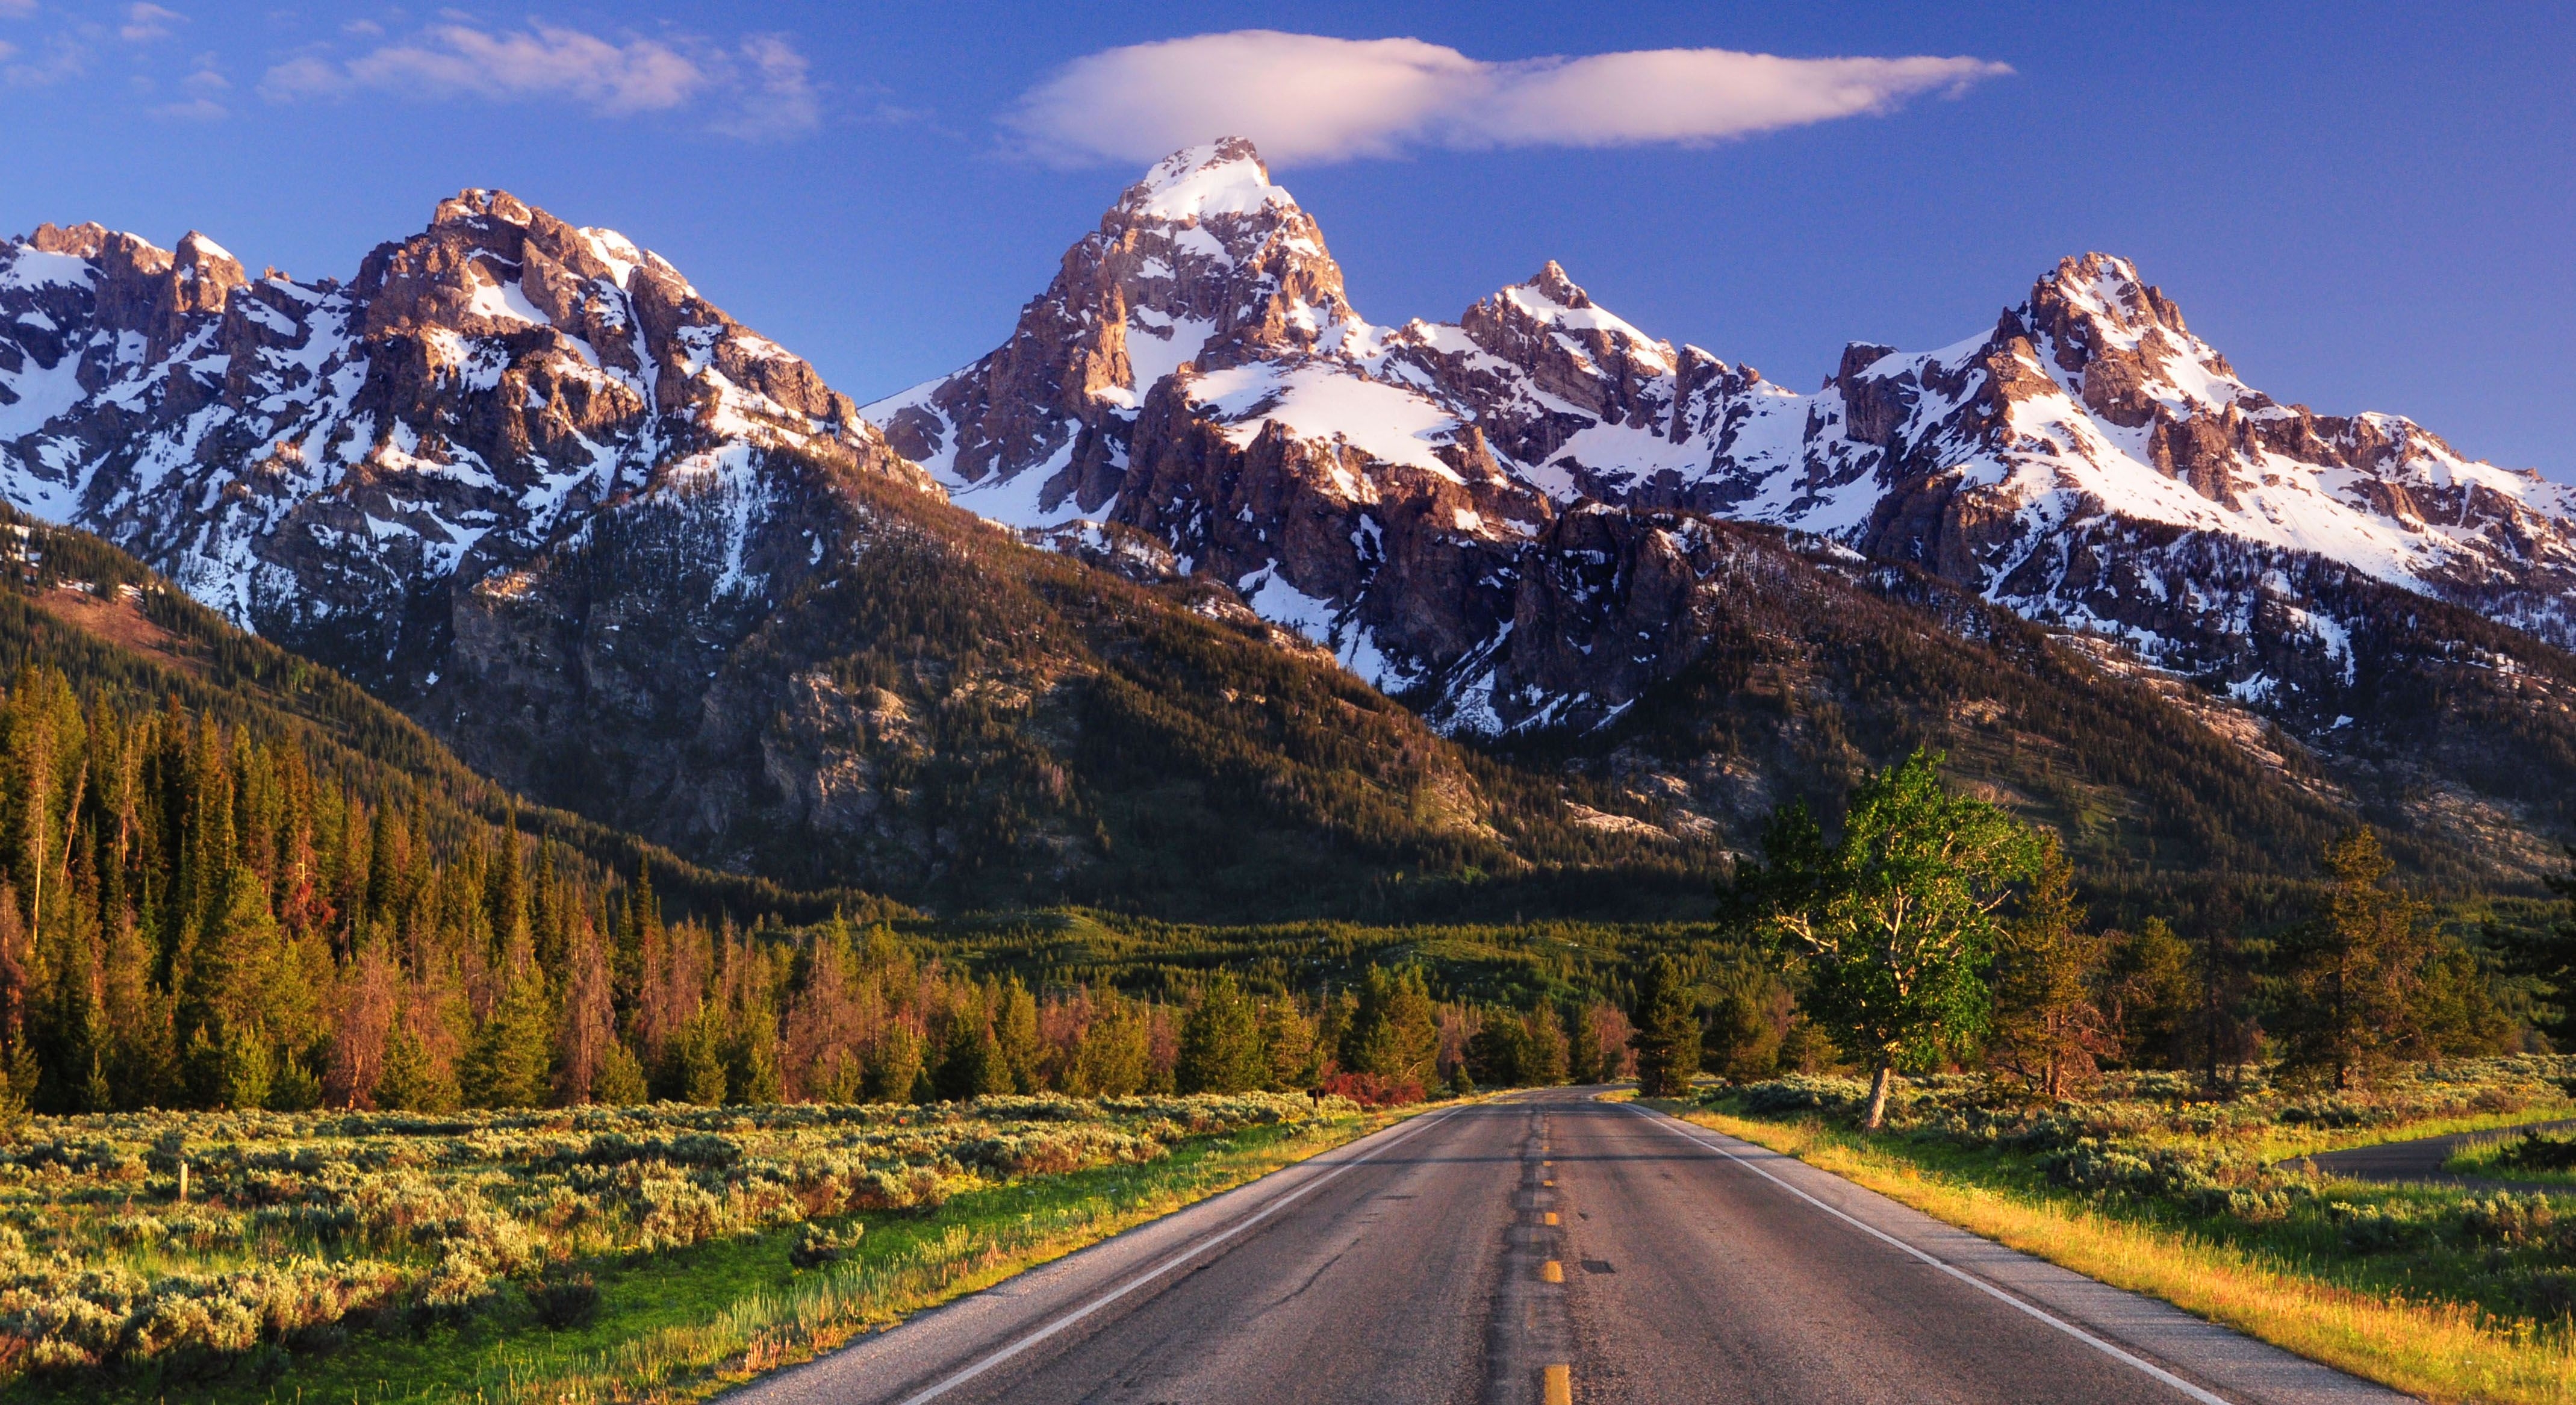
1622, 749, 2528, 1124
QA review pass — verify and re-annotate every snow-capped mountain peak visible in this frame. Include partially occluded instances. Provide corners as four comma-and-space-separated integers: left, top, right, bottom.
1121, 136, 1295, 222
0, 192, 927, 683
862, 145, 2576, 742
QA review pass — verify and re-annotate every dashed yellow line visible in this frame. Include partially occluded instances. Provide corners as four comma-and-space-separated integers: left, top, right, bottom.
1543, 1211, 1558, 1226
1543, 1363, 1572, 1405
1542, 1179, 1555, 1187
1540, 1259, 1564, 1283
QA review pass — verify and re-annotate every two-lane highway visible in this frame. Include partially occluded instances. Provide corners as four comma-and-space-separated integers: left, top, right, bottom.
730, 1091, 2413, 1404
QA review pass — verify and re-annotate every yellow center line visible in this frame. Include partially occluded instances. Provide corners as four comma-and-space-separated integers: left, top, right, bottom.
1542, 1179, 1554, 1187
1543, 1363, 1572, 1405
1543, 1211, 1558, 1226
1540, 1259, 1564, 1283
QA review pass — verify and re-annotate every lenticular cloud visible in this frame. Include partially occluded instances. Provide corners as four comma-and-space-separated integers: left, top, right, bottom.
1006, 30, 2011, 166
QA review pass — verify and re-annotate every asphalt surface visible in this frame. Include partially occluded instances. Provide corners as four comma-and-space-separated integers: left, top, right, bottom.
727, 1090, 2415, 1404
2296, 1117, 2576, 1188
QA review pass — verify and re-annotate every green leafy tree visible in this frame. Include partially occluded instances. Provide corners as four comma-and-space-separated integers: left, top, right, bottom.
1175, 973, 1265, 1094
1732, 750, 2043, 1127
1630, 956, 1701, 1097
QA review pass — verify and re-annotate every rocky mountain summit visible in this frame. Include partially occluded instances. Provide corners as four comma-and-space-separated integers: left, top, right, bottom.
0, 190, 928, 688
874, 140, 2576, 744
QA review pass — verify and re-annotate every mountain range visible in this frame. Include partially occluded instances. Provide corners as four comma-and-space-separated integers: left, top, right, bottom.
4, 138, 2572, 914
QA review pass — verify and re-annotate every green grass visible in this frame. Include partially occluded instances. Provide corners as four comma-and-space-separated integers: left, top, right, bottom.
2450, 1128, 2576, 1186
1675, 1061, 2576, 1403
0, 1103, 1407, 1404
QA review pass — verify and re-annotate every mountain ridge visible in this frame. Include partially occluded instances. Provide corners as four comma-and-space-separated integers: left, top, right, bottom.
4, 144, 2572, 907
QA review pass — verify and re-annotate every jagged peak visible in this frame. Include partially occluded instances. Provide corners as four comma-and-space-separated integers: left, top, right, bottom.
173, 231, 242, 275
1487, 260, 1664, 353
2032, 251, 2191, 338
1118, 137, 1293, 222
431, 188, 536, 231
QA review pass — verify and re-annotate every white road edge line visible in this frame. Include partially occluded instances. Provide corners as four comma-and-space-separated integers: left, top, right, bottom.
889, 1106, 1461, 1405
1627, 1106, 2235, 1405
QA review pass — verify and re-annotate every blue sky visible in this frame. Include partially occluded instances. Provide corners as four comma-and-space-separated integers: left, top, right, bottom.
4, 2, 2569, 471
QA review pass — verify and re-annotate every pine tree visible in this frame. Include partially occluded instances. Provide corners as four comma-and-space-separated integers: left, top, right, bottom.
1175, 973, 1265, 1093
1258, 997, 1321, 1091
1342, 967, 1438, 1088
1988, 840, 2113, 1101
553, 916, 617, 1106
1069, 994, 1148, 1095
376, 1016, 461, 1112
862, 1023, 922, 1104
2273, 829, 2442, 1090
462, 941, 553, 1109
590, 1039, 648, 1106
991, 976, 1042, 1094
2105, 918, 2194, 1068
1630, 956, 1701, 1097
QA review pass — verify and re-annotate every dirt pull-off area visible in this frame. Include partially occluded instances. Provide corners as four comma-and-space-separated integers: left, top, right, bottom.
29, 584, 207, 678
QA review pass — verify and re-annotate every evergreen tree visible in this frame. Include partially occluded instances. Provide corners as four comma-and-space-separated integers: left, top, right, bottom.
1070, 994, 1149, 1095
1466, 1012, 1527, 1088
375, 1017, 461, 1112
991, 976, 1042, 1094
1258, 998, 1322, 1091
590, 1039, 648, 1106
1630, 956, 1701, 1097
863, 1023, 922, 1104
1175, 973, 1265, 1094
2495, 848, 2576, 1046
1566, 1003, 1604, 1085
2273, 829, 2443, 1089
1517, 1005, 1570, 1086
935, 1015, 1009, 1101
1702, 968, 1786, 1081
1342, 967, 1438, 1088
2105, 918, 2194, 1068
462, 945, 553, 1109
1988, 840, 2113, 1100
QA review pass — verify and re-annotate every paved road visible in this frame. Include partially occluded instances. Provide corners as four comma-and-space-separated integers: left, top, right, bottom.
729, 1090, 2412, 1404
2295, 1117, 2576, 1188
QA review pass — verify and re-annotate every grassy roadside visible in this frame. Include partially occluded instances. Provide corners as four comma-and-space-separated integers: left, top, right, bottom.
2452, 1129, 2576, 1187
1654, 1101, 2576, 1405
2, 1103, 1420, 1405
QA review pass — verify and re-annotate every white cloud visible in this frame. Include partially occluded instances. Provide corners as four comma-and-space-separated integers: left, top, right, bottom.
708, 33, 818, 139
269, 22, 705, 112
1006, 30, 2012, 166
0, 0, 34, 18
258, 21, 820, 139
120, 2, 182, 43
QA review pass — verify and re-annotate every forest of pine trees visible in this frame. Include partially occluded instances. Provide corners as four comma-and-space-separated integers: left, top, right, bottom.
0, 661, 1639, 1115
